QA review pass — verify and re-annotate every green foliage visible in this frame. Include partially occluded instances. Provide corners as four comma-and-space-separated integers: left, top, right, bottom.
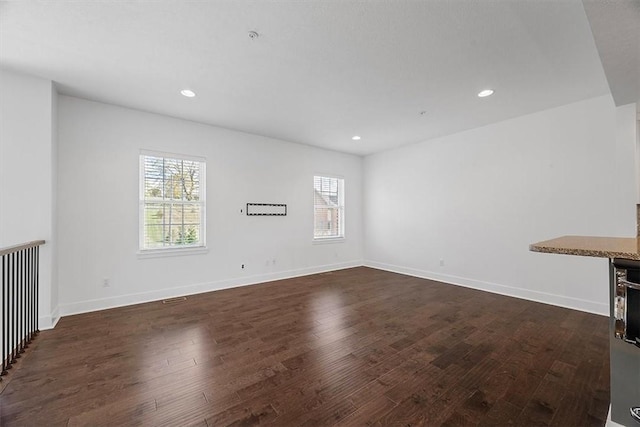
178, 226, 198, 244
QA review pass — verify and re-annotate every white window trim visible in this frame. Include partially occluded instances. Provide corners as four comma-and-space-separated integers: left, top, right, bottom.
137, 246, 209, 259
138, 150, 207, 255
312, 237, 346, 245
313, 174, 345, 242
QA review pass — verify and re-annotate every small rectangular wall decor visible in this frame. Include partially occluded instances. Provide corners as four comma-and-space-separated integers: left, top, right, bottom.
246, 203, 287, 216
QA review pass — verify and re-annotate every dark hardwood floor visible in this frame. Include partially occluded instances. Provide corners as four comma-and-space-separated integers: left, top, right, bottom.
0, 267, 609, 426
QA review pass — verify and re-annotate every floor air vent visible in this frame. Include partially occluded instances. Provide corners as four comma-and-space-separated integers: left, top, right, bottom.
162, 297, 187, 304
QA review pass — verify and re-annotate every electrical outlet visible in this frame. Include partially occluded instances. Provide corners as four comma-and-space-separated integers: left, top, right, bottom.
102, 278, 110, 287
241, 264, 245, 269
439, 259, 445, 267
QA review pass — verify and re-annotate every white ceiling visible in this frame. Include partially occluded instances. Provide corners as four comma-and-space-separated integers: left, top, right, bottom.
0, 1, 614, 156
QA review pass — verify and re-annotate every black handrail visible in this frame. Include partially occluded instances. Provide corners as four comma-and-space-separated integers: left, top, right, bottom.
1, 240, 45, 380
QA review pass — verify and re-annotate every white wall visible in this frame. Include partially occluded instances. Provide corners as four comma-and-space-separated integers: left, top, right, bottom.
364, 95, 636, 315
0, 68, 59, 328
57, 96, 363, 315
619, 103, 640, 205
614, 103, 637, 207
50, 85, 59, 321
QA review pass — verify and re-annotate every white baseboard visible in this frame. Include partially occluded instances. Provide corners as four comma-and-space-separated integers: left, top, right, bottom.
606, 405, 625, 427
39, 305, 60, 330
59, 260, 363, 318
55, 258, 608, 326
364, 260, 608, 316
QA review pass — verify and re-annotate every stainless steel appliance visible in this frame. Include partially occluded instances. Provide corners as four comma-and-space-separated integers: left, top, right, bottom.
611, 259, 640, 425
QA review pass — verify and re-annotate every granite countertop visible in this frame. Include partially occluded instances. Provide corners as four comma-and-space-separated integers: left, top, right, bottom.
529, 235, 640, 260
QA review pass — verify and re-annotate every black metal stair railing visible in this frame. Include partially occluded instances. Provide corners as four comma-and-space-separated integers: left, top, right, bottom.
0, 240, 45, 380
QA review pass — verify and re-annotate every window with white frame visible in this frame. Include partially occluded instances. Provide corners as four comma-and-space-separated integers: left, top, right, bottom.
313, 175, 344, 239
139, 152, 206, 251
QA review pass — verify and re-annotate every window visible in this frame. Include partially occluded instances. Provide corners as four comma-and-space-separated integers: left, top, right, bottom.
313, 175, 344, 240
139, 152, 206, 251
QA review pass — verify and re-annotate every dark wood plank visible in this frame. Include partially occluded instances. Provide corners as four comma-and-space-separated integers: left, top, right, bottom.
0, 267, 610, 426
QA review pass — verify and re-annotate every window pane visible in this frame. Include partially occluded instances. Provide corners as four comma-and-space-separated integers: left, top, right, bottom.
182, 225, 199, 244
144, 156, 164, 176
163, 158, 181, 200
144, 203, 164, 225
144, 224, 165, 248
143, 156, 164, 199
145, 178, 163, 199
182, 160, 200, 201
167, 176, 182, 200
183, 204, 201, 225
167, 225, 181, 246
315, 207, 339, 237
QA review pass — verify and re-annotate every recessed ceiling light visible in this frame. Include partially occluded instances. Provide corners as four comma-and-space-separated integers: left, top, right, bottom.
180, 89, 196, 98
478, 89, 494, 98
352, 136, 361, 141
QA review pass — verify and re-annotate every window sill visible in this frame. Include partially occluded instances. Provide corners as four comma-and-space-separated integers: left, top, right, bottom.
312, 237, 346, 245
137, 246, 209, 259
